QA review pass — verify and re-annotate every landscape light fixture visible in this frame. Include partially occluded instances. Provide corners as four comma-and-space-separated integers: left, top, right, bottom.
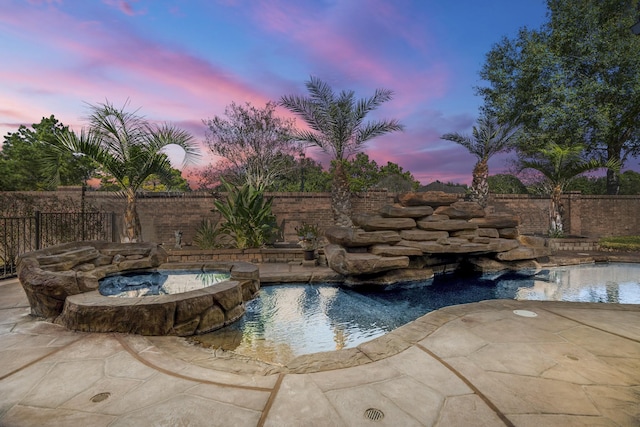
632, 18, 640, 35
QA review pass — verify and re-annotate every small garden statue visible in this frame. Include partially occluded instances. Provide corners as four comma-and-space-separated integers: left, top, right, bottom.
174, 230, 183, 249
295, 223, 320, 260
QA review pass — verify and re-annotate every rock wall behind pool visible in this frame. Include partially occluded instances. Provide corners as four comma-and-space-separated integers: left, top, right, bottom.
325, 192, 550, 283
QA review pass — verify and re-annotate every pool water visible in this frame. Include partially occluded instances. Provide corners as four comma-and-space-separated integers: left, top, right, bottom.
192, 263, 640, 365
99, 270, 231, 297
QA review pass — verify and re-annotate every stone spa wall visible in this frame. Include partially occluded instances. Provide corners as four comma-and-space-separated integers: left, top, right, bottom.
16, 242, 260, 336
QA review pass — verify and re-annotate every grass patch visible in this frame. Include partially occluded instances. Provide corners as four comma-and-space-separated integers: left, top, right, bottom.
598, 236, 640, 251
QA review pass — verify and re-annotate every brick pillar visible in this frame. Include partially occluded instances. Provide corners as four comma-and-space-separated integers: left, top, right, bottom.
566, 192, 582, 237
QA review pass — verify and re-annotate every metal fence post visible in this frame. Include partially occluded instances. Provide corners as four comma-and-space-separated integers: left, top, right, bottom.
35, 211, 41, 250
111, 212, 117, 242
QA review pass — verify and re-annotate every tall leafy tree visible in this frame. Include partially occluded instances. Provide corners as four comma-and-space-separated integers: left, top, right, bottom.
0, 116, 93, 190
203, 101, 302, 189
478, 0, 640, 194
518, 143, 617, 236
55, 100, 200, 242
487, 174, 528, 194
280, 76, 403, 226
441, 116, 519, 207
343, 153, 419, 193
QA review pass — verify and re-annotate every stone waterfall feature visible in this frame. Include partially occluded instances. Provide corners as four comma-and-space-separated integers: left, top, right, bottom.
324, 192, 549, 284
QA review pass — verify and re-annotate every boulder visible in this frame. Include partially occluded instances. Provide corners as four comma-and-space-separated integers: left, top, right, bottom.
324, 244, 409, 276
496, 247, 549, 261
36, 246, 99, 268
399, 229, 449, 241
397, 191, 460, 207
450, 229, 479, 239
477, 228, 500, 238
518, 235, 547, 248
434, 201, 485, 220
416, 219, 478, 232
419, 214, 450, 222
370, 244, 423, 257
353, 214, 416, 231
486, 238, 521, 253
379, 204, 434, 218
498, 228, 519, 239
325, 227, 401, 247
197, 305, 226, 334
469, 214, 519, 229
344, 268, 434, 286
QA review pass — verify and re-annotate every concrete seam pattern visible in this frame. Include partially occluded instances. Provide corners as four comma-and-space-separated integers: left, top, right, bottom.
114, 334, 274, 392
540, 307, 640, 344
256, 373, 284, 427
416, 343, 515, 427
0, 336, 84, 381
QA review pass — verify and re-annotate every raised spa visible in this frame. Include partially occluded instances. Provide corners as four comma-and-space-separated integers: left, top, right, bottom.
192, 263, 640, 365
99, 270, 232, 297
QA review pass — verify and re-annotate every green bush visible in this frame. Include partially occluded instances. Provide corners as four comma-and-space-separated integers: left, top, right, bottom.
598, 236, 640, 251
213, 181, 277, 249
193, 218, 229, 249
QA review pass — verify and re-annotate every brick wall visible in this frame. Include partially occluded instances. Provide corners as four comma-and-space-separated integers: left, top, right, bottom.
3, 190, 639, 243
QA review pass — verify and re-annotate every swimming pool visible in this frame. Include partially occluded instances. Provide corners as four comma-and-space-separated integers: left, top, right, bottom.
191, 263, 640, 365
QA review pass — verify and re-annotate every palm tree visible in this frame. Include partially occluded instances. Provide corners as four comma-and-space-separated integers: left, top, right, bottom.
280, 77, 403, 227
55, 100, 200, 242
441, 116, 519, 207
519, 143, 618, 236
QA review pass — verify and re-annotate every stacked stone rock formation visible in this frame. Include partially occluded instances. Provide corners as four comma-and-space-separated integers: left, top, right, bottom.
17, 242, 260, 336
17, 241, 168, 318
325, 192, 549, 282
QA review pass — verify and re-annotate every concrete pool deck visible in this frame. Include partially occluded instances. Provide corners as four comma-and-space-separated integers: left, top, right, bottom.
1, 256, 639, 426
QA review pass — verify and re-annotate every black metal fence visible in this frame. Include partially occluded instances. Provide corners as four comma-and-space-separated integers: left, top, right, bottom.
1, 211, 116, 279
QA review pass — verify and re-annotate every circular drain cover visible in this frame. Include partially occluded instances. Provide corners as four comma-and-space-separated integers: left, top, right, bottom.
90, 392, 111, 403
513, 310, 537, 318
364, 408, 384, 421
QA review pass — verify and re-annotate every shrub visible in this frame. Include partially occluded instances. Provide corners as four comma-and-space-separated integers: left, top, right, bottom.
598, 236, 640, 251
193, 218, 229, 249
213, 181, 278, 249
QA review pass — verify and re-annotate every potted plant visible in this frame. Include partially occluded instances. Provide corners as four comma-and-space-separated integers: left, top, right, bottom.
295, 223, 320, 260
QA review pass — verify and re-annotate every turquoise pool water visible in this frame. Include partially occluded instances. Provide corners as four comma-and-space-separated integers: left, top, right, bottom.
192, 263, 640, 365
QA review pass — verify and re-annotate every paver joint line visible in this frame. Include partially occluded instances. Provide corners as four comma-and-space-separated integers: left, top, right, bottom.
114, 334, 274, 392
416, 343, 515, 427
0, 336, 84, 381
257, 373, 285, 427
541, 307, 640, 344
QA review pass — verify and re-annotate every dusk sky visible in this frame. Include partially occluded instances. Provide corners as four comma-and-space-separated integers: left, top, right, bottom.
0, 0, 550, 185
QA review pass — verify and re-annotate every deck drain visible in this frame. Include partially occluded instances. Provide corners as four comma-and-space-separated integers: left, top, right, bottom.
90, 392, 111, 403
364, 408, 384, 421
513, 309, 537, 318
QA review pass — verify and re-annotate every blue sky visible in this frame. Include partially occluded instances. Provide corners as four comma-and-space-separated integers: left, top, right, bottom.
0, 0, 549, 184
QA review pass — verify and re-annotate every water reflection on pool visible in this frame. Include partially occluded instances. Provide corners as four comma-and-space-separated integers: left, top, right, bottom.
191, 263, 640, 365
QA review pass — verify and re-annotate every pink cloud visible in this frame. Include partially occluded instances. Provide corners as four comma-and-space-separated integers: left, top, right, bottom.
247, 0, 450, 109
102, 0, 146, 17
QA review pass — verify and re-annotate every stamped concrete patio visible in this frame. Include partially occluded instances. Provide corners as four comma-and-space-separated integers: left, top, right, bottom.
1, 258, 639, 426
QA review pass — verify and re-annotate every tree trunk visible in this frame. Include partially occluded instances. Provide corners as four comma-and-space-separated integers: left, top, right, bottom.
606, 145, 621, 195
471, 159, 489, 208
606, 168, 620, 195
549, 185, 564, 236
331, 161, 353, 227
123, 189, 142, 242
